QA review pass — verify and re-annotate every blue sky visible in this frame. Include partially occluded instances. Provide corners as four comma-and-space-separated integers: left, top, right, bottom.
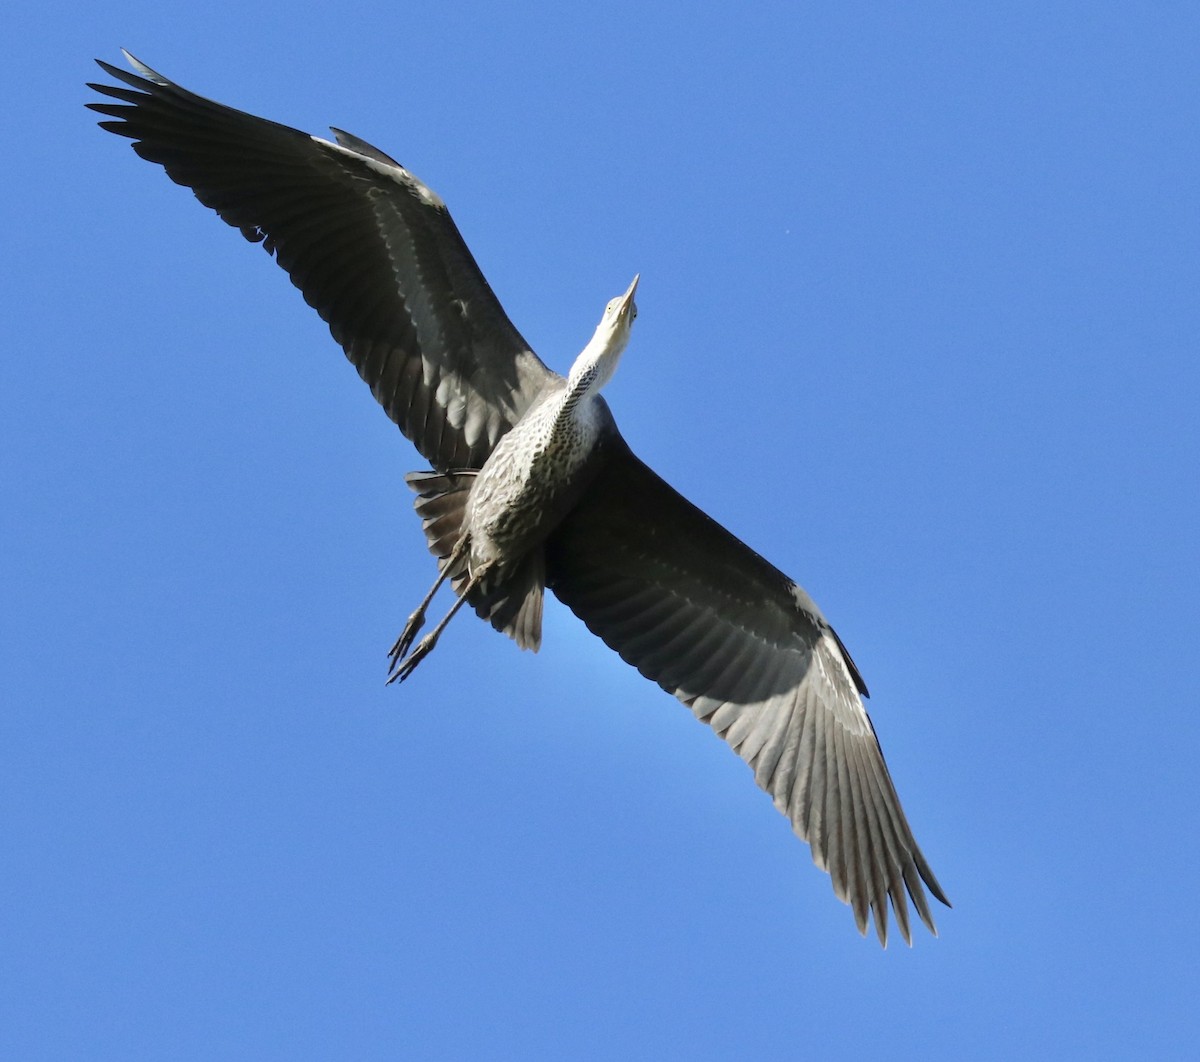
4, 2, 1198, 1058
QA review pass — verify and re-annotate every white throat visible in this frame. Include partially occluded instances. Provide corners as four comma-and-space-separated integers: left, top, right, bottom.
566, 332, 623, 400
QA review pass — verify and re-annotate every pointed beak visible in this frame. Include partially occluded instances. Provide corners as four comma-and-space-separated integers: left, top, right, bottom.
620, 273, 640, 317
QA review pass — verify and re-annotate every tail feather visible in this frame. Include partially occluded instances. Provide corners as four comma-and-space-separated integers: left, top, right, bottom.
406, 471, 475, 577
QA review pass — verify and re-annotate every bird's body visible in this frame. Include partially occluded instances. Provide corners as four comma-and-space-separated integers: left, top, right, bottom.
89, 52, 949, 945
463, 384, 599, 578
464, 288, 632, 591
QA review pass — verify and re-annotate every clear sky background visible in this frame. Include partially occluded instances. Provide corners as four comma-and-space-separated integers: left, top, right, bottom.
3, 2, 1198, 1058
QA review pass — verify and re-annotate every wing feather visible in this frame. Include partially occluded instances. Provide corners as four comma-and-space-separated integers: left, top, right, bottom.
88, 52, 555, 471
546, 436, 949, 944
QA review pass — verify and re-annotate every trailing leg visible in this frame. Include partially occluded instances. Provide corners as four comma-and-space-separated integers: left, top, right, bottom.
387, 536, 468, 671
386, 569, 484, 685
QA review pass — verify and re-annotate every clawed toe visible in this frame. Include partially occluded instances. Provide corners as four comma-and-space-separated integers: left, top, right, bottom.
388, 608, 426, 669
386, 632, 438, 685
385, 556, 481, 688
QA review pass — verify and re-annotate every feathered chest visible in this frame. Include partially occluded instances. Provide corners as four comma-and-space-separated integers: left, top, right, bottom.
464, 390, 604, 567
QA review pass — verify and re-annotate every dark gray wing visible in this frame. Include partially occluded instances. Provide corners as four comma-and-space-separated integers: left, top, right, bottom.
88, 52, 555, 471
545, 434, 949, 945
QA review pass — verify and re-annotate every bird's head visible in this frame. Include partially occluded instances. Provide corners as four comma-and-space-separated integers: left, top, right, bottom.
568, 274, 640, 396
600, 272, 640, 340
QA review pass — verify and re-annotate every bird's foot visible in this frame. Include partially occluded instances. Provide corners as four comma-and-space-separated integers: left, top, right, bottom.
385, 631, 439, 686
387, 608, 427, 671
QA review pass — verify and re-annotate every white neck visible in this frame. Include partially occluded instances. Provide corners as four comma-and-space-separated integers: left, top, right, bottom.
565, 331, 625, 406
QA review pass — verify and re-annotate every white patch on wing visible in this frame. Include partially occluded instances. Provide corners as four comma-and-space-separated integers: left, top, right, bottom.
788, 580, 824, 623
787, 580, 868, 731
813, 628, 871, 736
312, 135, 447, 208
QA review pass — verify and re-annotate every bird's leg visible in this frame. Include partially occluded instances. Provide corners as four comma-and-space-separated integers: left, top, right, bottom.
387, 538, 468, 670
386, 570, 484, 685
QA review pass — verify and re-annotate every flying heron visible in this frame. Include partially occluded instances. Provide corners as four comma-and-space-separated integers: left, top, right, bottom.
88, 52, 949, 945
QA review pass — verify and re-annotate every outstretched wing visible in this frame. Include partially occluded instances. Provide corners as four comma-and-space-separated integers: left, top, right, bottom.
88, 52, 555, 471
545, 435, 949, 945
